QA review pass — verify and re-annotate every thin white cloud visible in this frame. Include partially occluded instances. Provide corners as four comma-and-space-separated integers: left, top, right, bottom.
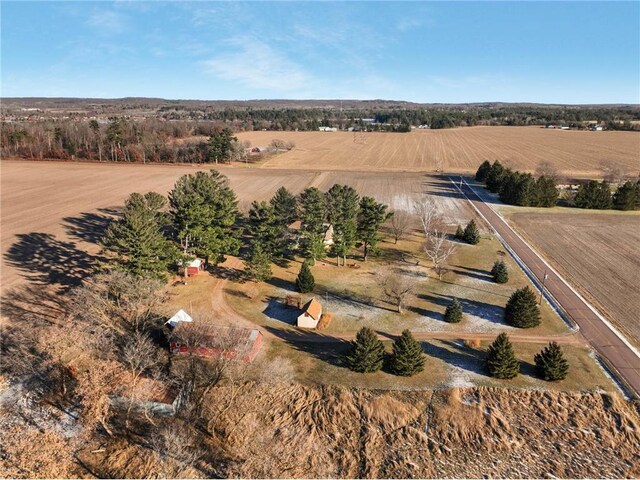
201, 38, 312, 92
86, 10, 127, 34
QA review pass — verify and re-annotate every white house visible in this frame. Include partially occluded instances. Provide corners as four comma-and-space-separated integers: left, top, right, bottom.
297, 298, 323, 329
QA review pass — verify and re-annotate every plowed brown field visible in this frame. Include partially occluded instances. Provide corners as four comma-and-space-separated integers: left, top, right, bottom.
510, 212, 640, 348
1, 161, 475, 292
238, 126, 640, 176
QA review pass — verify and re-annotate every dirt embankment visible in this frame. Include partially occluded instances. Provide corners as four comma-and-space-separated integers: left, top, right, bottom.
85, 384, 640, 478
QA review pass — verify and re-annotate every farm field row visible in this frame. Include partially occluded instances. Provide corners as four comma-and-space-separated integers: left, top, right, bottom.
238, 126, 640, 176
0, 160, 472, 292
508, 211, 640, 349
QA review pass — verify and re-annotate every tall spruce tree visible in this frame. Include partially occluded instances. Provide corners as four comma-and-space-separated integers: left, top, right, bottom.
486, 332, 520, 379
247, 201, 280, 257
613, 181, 638, 210
270, 186, 298, 229
296, 261, 315, 293
169, 170, 240, 265
244, 241, 272, 282
444, 297, 463, 323
463, 220, 481, 245
207, 128, 236, 164
356, 196, 390, 261
534, 341, 569, 381
454, 225, 465, 240
575, 180, 613, 209
389, 330, 425, 376
475, 160, 492, 182
347, 327, 385, 373
325, 184, 359, 266
299, 187, 327, 262
491, 259, 509, 284
505, 286, 541, 328
102, 192, 176, 279
486, 161, 506, 193
535, 176, 559, 207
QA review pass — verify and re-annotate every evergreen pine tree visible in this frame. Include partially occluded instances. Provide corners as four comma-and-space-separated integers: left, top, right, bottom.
247, 201, 280, 257
491, 259, 509, 284
535, 176, 559, 207
475, 160, 492, 182
486, 161, 506, 192
102, 192, 176, 279
299, 187, 327, 262
454, 225, 465, 240
534, 341, 569, 381
505, 286, 541, 328
463, 220, 481, 245
244, 241, 272, 282
296, 261, 315, 293
389, 329, 425, 376
347, 327, 385, 373
613, 181, 637, 211
443, 298, 463, 323
356, 196, 390, 261
486, 332, 520, 379
169, 170, 240, 265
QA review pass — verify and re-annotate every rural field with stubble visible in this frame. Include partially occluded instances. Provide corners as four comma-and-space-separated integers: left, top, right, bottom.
238, 126, 640, 176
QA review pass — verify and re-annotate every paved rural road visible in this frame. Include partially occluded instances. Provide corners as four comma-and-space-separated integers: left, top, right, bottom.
453, 177, 640, 398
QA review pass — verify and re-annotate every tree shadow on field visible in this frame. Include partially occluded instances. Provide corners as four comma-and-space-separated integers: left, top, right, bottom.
265, 325, 351, 368
4, 232, 97, 291
424, 340, 488, 376
450, 264, 493, 282
263, 296, 300, 326
418, 291, 506, 325
63, 207, 120, 245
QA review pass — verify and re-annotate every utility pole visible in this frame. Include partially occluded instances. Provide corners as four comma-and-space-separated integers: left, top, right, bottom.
539, 270, 549, 305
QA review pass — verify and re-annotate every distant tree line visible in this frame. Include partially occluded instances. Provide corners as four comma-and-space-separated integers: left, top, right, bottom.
575, 179, 640, 210
476, 160, 559, 207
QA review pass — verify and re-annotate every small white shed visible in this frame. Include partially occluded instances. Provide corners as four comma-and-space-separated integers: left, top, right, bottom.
297, 298, 323, 329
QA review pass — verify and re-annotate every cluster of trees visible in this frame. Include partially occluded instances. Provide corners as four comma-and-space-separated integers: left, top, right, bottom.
575, 179, 640, 210
101, 170, 390, 282
476, 160, 559, 207
347, 327, 425, 376
347, 327, 569, 382
0, 118, 252, 164
454, 219, 481, 244
486, 333, 569, 381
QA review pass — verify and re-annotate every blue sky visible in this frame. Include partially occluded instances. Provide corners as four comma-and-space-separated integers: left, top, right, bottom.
2, 1, 639, 103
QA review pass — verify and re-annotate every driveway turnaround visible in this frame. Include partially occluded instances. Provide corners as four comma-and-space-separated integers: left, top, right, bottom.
452, 177, 640, 399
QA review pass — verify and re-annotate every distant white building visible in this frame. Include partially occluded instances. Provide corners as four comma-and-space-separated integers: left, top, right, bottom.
319, 126, 338, 132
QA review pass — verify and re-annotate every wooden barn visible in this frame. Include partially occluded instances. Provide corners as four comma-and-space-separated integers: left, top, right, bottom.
169, 322, 263, 363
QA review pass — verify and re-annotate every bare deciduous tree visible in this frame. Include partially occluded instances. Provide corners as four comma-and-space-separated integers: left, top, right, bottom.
389, 210, 412, 244
535, 161, 559, 181
75, 360, 125, 436
601, 161, 627, 184
378, 271, 416, 314
149, 421, 203, 478
423, 221, 457, 280
413, 196, 438, 237
70, 271, 165, 336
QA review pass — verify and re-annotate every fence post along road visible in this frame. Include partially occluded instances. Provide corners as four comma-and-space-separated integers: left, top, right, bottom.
449, 176, 640, 399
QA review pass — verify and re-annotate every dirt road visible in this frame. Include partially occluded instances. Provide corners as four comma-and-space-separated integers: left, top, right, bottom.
452, 177, 640, 398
